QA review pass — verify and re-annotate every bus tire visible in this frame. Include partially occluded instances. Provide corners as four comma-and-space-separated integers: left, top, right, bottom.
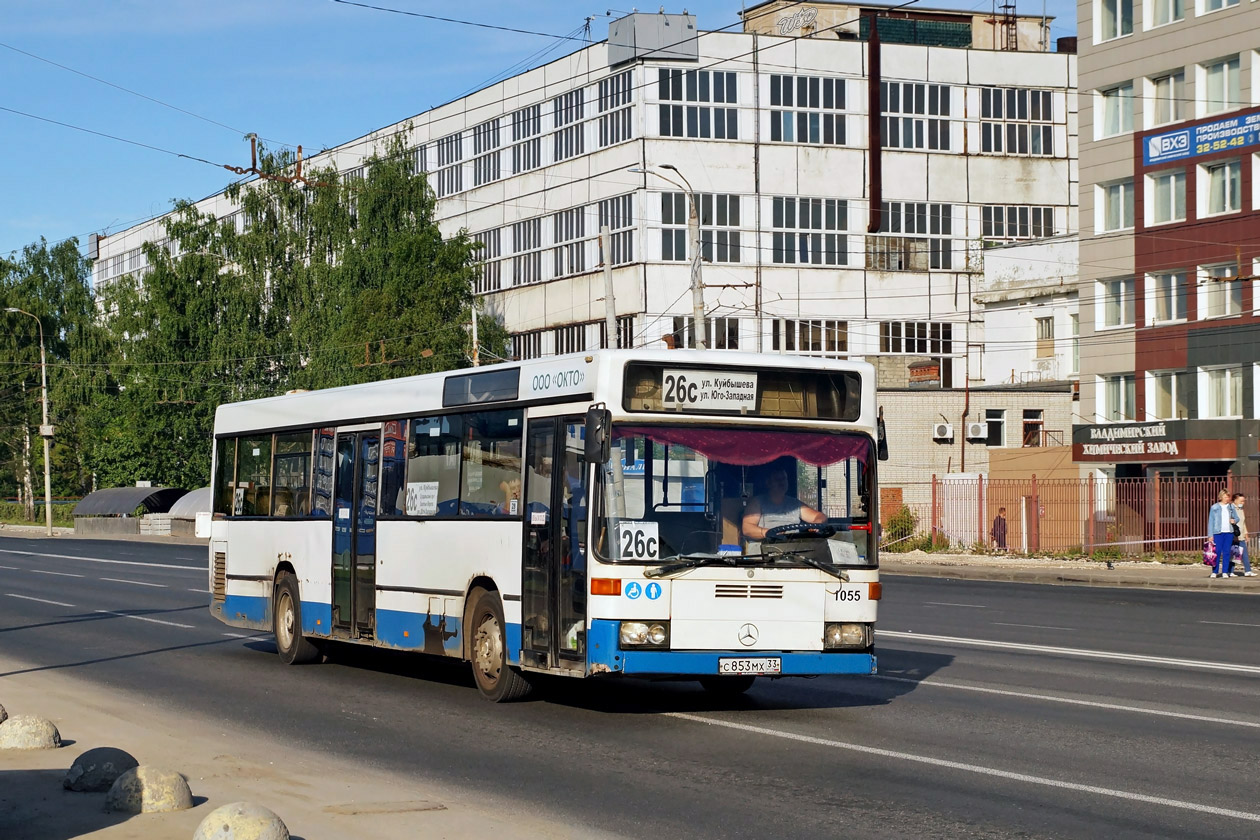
698, 675, 756, 696
467, 589, 532, 702
273, 574, 320, 665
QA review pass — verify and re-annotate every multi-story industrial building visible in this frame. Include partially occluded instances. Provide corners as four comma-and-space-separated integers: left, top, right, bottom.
1075, 0, 1260, 481
93, 3, 1077, 443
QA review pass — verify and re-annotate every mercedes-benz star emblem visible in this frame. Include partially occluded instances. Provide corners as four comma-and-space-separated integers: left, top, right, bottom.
738, 623, 759, 646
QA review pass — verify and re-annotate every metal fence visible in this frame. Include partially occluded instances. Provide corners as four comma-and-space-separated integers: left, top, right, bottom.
881, 474, 1259, 555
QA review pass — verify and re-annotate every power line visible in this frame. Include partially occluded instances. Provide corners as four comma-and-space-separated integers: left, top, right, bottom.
329, 0, 593, 42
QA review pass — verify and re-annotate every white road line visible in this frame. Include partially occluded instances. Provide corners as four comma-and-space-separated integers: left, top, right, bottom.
222, 632, 253, 638
6, 593, 76, 608
879, 630, 1260, 675
0, 548, 200, 571
873, 674, 1260, 730
100, 578, 166, 588
668, 712, 1260, 824
92, 609, 194, 629
992, 622, 1074, 631
0, 564, 18, 570
188, 588, 211, 594
30, 569, 83, 578
1201, 620, 1260, 628
925, 602, 988, 609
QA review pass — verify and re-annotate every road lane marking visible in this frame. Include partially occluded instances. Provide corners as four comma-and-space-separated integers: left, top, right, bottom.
1201, 620, 1260, 628
188, 588, 211, 594
31, 569, 83, 578
92, 609, 194, 629
0, 549, 200, 571
925, 602, 987, 608
879, 630, 1260, 675
6, 593, 76, 607
669, 712, 1260, 824
873, 675, 1260, 730
0, 564, 17, 570
222, 632, 254, 638
992, 622, 1074, 631
100, 578, 166, 588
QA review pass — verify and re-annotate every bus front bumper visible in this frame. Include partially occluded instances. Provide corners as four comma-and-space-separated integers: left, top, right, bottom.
587, 619, 877, 677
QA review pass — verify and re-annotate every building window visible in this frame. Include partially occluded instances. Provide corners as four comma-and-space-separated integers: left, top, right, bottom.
1099, 0, 1133, 40
512, 218, 543, 286
1150, 0, 1184, 25
1148, 271, 1187, 323
1199, 263, 1241, 318
407, 145, 427, 174
984, 409, 1005, 447
670, 316, 739, 350
435, 132, 463, 198
511, 104, 542, 174
979, 88, 1054, 155
867, 202, 952, 270
512, 329, 544, 360
770, 197, 847, 264
981, 205, 1055, 240
552, 206, 587, 278
661, 192, 687, 261
1069, 313, 1079, 374
1102, 374, 1137, 422
1203, 0, 1239, 12
880, 82, 951, 150
1201, 367, 1242, 418
1022, 409, 1044, 447
471, 119, 501, 188
1100, 277, 1135, 328
1100, 180, 1135, 231
1203, 55, 1241, 115
1148, 170, 1186, 224
769, 74, 845, 145
770, 319, 848, 356
1099, 83, 1134, 137
1035, 316, 1054, 358
473, 228, 502, 294
1148, 370, 1188, 420
598, 69, 633, 148
598, 194, 635, 266
552, 89, 585, 163
879, 321, 954, 358
554, 323, 590, 355
599, 315, 635, 350
658, 68, 738, 140
1150, 71, 1186, 126
1202, 160, 1241, 215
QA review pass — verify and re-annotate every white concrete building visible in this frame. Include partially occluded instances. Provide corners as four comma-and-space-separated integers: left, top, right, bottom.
92, 3, 1079, 387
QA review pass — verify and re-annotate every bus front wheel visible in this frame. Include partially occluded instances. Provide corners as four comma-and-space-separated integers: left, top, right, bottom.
468, 589, 532, 702
274, 574, 321, 665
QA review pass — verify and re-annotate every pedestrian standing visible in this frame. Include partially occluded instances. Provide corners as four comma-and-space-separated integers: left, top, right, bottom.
1231, 493, 1255, 577
1207, 490, 1236, 579
991, 506, 1008, 551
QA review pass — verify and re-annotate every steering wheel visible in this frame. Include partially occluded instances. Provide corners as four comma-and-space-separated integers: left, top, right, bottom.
763, 522, 836, 541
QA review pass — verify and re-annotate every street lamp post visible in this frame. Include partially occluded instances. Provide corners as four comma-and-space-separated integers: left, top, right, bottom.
5, 307, 54, 536
629, 164, 708, 350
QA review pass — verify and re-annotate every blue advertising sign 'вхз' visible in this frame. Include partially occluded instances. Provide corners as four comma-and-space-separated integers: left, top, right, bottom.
1144, 110, 1260, 166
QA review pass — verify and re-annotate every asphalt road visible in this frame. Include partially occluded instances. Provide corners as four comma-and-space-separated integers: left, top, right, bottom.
2, 535, 1259, 839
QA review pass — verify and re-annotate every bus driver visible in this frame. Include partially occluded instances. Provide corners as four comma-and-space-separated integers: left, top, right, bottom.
741, 466, 827, 552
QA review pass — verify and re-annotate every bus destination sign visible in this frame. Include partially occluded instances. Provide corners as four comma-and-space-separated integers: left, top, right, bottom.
661, 369, 758, 412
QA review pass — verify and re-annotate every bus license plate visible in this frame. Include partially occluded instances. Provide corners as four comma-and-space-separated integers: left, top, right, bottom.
717, 657, 781, 675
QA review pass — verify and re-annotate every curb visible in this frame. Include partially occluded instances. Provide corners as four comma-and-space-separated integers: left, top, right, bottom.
881, 563, 1260, 593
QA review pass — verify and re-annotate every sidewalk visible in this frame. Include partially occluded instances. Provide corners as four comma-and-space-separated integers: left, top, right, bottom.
0, 653, 613, 840
882, 551, 1260, 593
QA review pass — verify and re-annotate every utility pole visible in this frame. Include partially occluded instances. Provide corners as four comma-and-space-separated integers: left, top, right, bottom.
471, 304, 480, 367
630, 163, 708, 349
600, 224, 619, 348
6, 308, 53, 536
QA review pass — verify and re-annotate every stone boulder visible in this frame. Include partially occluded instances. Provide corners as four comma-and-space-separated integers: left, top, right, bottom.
0, 715, 61, 750
193, 801, 290, 840
64, 747, 140, 792
105, 765, 194, 813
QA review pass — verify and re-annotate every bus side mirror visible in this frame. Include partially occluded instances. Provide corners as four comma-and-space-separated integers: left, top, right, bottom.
584, 405, 611, 464
877, 417, 889, 461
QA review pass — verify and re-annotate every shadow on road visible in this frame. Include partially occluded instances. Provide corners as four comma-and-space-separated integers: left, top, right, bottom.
0, 605, 204, 636
0, 633, 258, 678
0, 769, 134, 840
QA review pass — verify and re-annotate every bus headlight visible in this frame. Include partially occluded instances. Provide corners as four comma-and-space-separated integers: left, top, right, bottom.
620, 621, 670, 648
824, 623, 872, 649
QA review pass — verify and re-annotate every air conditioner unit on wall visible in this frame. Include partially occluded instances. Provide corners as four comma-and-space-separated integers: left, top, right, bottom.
932, 422, 954, 441
966, 421, 989, 440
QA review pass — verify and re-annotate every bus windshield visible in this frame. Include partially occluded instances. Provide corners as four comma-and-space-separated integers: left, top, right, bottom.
596, 425, 875, 567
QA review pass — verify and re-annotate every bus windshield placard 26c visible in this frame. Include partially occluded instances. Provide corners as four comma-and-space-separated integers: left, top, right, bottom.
662, 369, 758, 412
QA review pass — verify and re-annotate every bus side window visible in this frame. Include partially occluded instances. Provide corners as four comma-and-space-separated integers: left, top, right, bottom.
379, 420, 408, 516
213, 437, 237, 516
460, 410, 523, 517
273, 430, 314, 517
407, 415, 463, 516
236, 435, 273, 517
310, 428, 336, 518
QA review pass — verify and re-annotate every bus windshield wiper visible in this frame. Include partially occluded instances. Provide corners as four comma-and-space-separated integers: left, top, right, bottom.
644, 552, 752, 578
765, 551, 850, 581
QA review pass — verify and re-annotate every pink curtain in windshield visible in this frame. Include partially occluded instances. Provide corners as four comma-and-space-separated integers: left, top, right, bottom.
616, 426, 869, 467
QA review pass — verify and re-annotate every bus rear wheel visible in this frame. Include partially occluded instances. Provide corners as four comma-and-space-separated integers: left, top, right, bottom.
698, 675, 756, 696
468, 589, 532, 703
274, 574, 321, 665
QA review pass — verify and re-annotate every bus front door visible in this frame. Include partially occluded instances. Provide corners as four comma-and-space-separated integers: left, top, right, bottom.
522, 417, 588, 674
332, 431, 379, 638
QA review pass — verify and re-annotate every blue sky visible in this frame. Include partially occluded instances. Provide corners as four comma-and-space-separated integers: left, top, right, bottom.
0, 0, 1078, 257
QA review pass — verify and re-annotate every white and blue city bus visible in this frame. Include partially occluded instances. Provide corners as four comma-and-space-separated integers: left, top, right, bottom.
208, 349, 886, 701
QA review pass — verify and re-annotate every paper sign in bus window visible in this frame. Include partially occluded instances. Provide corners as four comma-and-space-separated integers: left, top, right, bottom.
406, 481, 439, 516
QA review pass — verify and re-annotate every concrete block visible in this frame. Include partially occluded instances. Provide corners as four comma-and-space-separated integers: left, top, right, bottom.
106, 765, 194, 813
0, 715, 61, 750
64, 746, 139, 792
193, 801, 290, 840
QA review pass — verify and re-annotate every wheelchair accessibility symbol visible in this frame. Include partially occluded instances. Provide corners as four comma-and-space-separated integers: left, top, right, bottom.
625, 582, 642, 599
645, 582, 662, 600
